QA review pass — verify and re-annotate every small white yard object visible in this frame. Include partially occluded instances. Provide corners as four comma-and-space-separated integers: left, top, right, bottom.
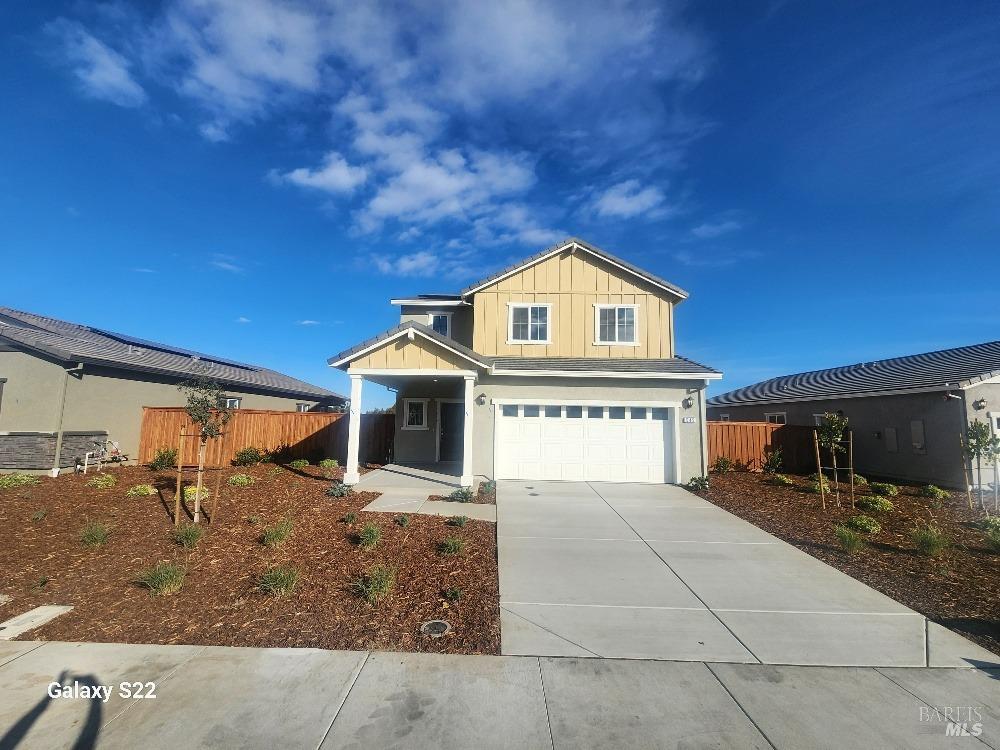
78, 439, 130, 474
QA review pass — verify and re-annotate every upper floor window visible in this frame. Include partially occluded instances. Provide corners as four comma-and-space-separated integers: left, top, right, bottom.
224, 397, 242, 409
764, 412, 786, 425
595, 305, 637, 344
427, 312, 451, 338
296, 403, 311, 412
508, 304, 550, 344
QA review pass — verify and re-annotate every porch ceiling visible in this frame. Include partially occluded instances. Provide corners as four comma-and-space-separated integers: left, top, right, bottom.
359, 371, 471, 391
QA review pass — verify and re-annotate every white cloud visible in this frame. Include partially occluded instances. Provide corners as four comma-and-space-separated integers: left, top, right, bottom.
210, 254, 243, 273
372, 250, 441, 277
132, 267, 155, 273
592, 180, 672, 219
691, 220, 742, 238
297, 319, 320, 325
674, 249, 761, 268
46, 18, 147, 107
276, 152, 367, 194
236, 316, 251, 323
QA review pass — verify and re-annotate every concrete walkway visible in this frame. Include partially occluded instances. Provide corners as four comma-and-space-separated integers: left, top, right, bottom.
498, 480, 1000, 666
356, 463, 496, 521
2, 640, 998, 749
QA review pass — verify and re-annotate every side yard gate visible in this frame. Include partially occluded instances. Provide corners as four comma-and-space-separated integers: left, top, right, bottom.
707, 421, 815, 473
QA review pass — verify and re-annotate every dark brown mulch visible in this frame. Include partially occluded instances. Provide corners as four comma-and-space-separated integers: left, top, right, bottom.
696, 472, 1000, 655
0, 464, 499, 654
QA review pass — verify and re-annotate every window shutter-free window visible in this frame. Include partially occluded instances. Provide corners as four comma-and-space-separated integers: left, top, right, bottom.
429, 313, 450, 337
596, 305, 637, 344
509, 304, 549, 343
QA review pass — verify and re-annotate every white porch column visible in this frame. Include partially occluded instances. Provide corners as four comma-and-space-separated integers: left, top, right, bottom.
344, 374, 363, 485
461, 375, 475, 487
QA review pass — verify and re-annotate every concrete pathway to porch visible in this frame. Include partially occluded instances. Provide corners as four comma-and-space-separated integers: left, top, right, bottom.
355, 463, 496, 521
498, 480, 1000, 667
2, 640, 998, 749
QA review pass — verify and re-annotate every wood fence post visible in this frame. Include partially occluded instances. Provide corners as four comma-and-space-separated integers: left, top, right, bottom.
174, 429, 185, 527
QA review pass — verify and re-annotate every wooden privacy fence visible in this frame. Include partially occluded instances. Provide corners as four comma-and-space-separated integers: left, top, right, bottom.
707, 421, 815, 473
139, 408, 395, 467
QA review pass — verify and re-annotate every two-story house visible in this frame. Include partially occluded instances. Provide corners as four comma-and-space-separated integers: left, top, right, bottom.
329, 238, 721, 486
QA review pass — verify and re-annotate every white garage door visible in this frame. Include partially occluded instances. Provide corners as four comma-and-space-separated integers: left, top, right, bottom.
494, 403, 675, 483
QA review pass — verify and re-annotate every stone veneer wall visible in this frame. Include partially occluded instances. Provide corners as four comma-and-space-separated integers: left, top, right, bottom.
0, 431, 109, 471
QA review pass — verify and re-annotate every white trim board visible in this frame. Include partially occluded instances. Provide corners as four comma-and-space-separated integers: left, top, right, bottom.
329, 326, 488, 369
390, 299, 470, 307
492, 398, 682, 408
490, 367, 721, 380
347, 368, 478, 377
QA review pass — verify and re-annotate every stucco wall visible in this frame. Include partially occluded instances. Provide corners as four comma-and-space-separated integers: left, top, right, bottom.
400, 306, 474, 348
0, 351, 67, 432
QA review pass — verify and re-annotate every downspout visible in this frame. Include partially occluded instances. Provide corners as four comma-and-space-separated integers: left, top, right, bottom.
697, 382, 708, 476
51, 362, 84, 477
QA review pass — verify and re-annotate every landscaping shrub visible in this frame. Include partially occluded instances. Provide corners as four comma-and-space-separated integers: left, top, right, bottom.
449, 487, 474, 503
356, 522, 381, 549
979, 517, 1000, 534
443, 587, 463, 602
438, 536, 465, 555
395, 514, 411, 528
341, 512, 357, 524
834, 524, 865, 554
260, 565, 299, 596
233, 446, 265, 466
911, 523, 949, 556
856, 495, 894, 514
0, 472, 40, 490
985, 528, 1000, 554
846, 514, 882, 534
869, 481, 899, 497
447, 516, 469, 528
767, 474, 794, 487
80, 521, 111, 547
326, 481, 352, 498
31, 509, 47, 522
246, 514, 261, 525
261, 518, 293, 547
173, 523, 204, 549
182, 485, 210, 502
86, 473, 117, 489
353, 564, 396, 605
687, 476, 710, 491
126, 484, 157, 497
761, 448, 783, 474
319, 458, 339, 470
920, 484, 949, 500
806, 475, 830, 494
227, 473, 254, 487
148, 447, 178, 471
711, 456, 734, 474
137, 563, 185, 596
289, 459, 310, 469
852, 474, 868, 485
479, 479, 496, 495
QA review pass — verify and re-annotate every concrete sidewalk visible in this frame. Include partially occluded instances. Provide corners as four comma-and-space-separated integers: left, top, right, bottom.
356, 463, 496, 520
1, 641, 998, 749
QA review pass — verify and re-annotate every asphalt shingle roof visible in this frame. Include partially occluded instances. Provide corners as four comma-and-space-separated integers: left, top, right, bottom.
0, 307, 341, 400
708, 341, 1000, 406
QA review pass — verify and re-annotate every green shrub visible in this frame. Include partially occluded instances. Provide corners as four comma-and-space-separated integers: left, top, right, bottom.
326, 481, 352, 498
920, 484, 949, 500
233, 446, 265, 466
395, 514, 411, 528
173, 523, 204, 549
288, 459, 310, 470
711, 456, 734, 474
869, 482, 899, 497
182, 485, 210, 502
807, 475, 830, 494
911, 523, 949, 556
149, 447, 178, 471
978, 517, 1000, 534
985, 528, 1000, 553
137, 563, 185, 596
227, 473, 254, 487
447, 515, 469, 528
86, 473, 117, 489
260, 565, 299, 596
852, 474, 868, 485
449, 487, 474, 503
126, 484, 157, 497
353, 564, 395, 605
247, 514, 261, 525
479, 480, 496, 495
261, 518, 293, 547
0, 472, 40, 489
767, 474, 794, 486
319, 458, 339, 470
438, 537, 465, 555
341, 512, 357, 524
443, 587, 463, 602
31, 509, 47, 522
81, 521, 110, 547
687, 476, 710, 491
846, 514, 881, 534
856, 495, 894, 513
356, 522, 381, 549
761, 448, 783, 474
834, 524, 865, 554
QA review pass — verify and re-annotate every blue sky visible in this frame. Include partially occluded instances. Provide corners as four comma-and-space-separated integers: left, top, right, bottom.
2, 1, 998, 408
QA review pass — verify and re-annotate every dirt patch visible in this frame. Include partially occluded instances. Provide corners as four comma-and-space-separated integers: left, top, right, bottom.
0, 464, 499, 654
697, 472, 1000, 655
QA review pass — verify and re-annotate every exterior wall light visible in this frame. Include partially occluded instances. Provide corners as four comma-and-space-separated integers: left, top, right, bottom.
476, 393, 487, 406
682, 396, 694, 408
973, 398, 988, 410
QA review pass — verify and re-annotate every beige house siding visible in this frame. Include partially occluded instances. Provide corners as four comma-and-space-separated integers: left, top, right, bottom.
471, 249, 676, 358
347, 336, 471, 371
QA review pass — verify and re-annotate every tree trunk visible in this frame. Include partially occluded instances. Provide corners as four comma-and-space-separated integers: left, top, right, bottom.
194, 438, 207, 523
978, 454, 985, 511
830, 447, 840, 507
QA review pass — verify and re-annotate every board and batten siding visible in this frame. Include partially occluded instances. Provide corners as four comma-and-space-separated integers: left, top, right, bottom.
471, 250, 676, 358
347, 337, 469, 371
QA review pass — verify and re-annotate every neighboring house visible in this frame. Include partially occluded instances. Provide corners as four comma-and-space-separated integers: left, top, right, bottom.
0, 307, 343, 474
329, 238, 721, 486
707, 341, 1000, 488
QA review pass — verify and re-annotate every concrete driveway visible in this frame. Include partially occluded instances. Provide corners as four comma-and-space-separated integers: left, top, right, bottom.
498, 481, 999, 666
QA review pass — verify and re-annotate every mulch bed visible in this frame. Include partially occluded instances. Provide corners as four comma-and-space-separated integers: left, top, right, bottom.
696, 472, 1000, 655
0, 464, 499, 654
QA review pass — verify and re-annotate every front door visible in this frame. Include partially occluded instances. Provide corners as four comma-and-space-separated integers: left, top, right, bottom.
439, 401, 464, 462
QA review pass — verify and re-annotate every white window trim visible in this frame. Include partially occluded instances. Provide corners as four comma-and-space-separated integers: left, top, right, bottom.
812, 414, 825, 426
718, 414, 730, 422
426, 312, 453, 338
764, 412, 787, 425
296, 403, 311, 412
224, 397, 242, 409
402, 398, 429, 430
593, 303, 640, 346
507, 302, 553, 345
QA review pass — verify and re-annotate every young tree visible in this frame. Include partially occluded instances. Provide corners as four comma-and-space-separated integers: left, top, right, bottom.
180, 376, 233, 522
817, 412, 849, 506
964, 419, 1000, 513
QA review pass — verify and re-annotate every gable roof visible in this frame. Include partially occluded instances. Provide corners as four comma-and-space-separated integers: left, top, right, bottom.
328, 321, 491, 369
0, 307, 341, 401
708, 340, 1000, 407
460, 237, 689, 300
